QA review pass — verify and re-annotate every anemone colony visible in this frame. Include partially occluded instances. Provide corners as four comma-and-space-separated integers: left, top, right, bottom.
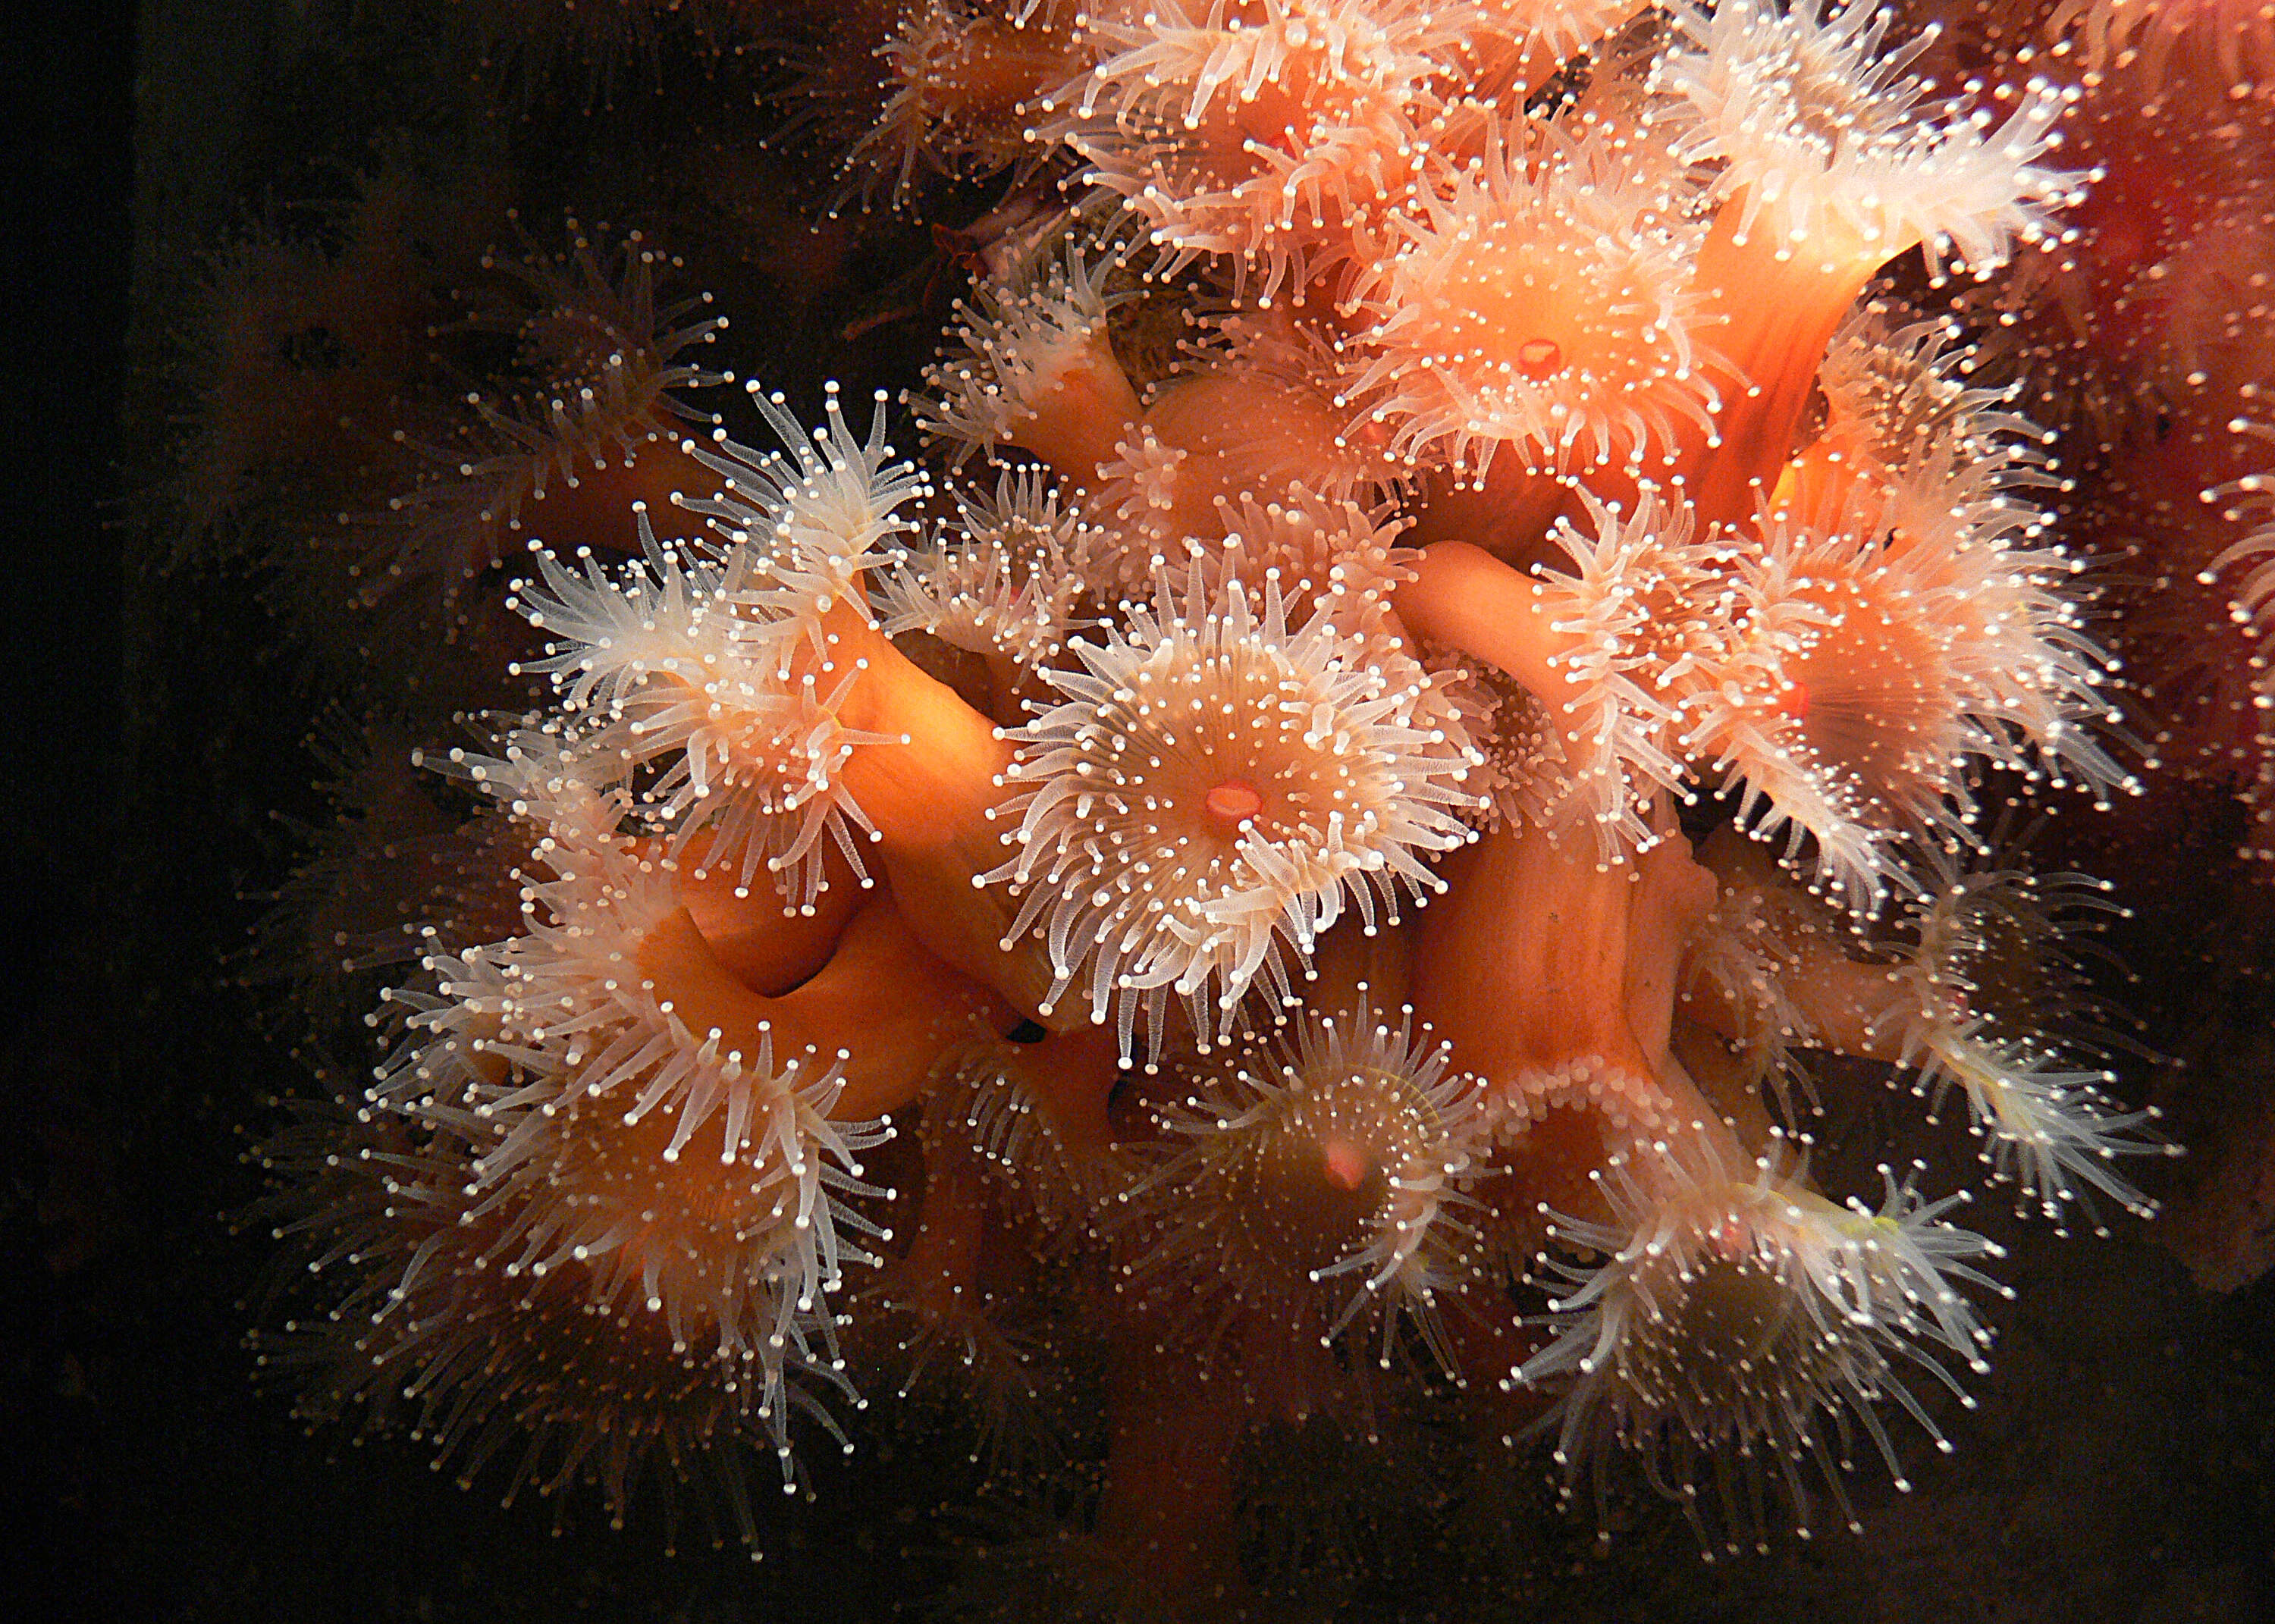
209, 0, 2275, 1613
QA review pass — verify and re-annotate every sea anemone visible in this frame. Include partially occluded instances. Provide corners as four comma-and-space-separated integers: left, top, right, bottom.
1512, 1137, 2006, 1551
912, 246, 1144, 474
848, 0, 1087, 206
1091, 321, 1401, 572
1345, 122, 1721, 479
361, 227, 730, 605
1878, 863, 2177, 1231
2201, 442, 2275, 855
2047, 0, 2275, 91
510, 522, 891, 907
1150, 488, 1418, 635
218, 0, 2223, 1582
1680, 854, 1852, 1117
252, 1099, 850, 1553
1392, 491, 1712, 859
681, 381, 933, 649
509, 384, 934, 905
987, 569, 1482, 1058
449, 1042, 890, 1391
1680, 511, 1978, 909
1036, 0, 1467, 303
1655, 0, 2070, 276
871, 466, 1100, 677
1122, 995, 1493, 1369
1680, 440, 2126, 909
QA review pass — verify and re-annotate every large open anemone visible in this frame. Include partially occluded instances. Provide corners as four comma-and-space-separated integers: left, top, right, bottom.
1345, 124, 1723, 479
987, 569, 1483, 1058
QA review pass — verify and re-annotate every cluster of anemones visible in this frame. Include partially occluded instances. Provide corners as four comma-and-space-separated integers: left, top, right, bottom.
248, 0, 2224, 1604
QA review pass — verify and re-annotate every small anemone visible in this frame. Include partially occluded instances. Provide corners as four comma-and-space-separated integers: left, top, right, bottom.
1090, 321, 1400, 575
253, 1097, 854, 1549
508, 385, 937, 905
1037, 0, 1466, 302
368, 817, 896, 1401
1465, 0, 1645, 64
987, 569, 1483, 1059
1124, 996, 1492, 1368
873, 466, 1100, 669
1518, 488, 1722, 854
1681, 515, 1970, 911
509, 520, 889, 908
1679, 866, 1848, 1118
846, 0, 1084, 208
1512, 1137, 2007, 1554
446, 0, 736, 109
1878, 861, 2179, 1232
453, 1046, 889, 1375
682, 380, 933, 652
362, 227, 731, 605
1154, 487, 1417, 632
910, 246, 1140, 467
1682, 462, 2128, 910
1345, 123, 1721, 478
1787, 306, 2048, 525
1653, 0, 2073, 274
1414, 647, 1576, 837
2046, 0, 2275, 92
2202, 434, 2275, 855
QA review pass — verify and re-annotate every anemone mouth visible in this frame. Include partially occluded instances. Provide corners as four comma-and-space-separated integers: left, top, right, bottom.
1347, 128, 1719, 475
989, 573, 1480, 1057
